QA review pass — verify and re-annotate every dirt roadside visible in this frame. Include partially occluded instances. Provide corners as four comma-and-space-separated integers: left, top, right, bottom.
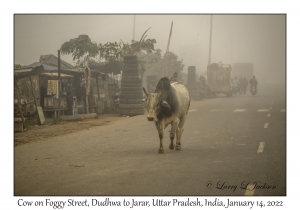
14, 114, 127, 147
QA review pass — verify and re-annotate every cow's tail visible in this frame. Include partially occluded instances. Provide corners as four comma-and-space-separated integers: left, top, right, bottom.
187, 99, 191, 114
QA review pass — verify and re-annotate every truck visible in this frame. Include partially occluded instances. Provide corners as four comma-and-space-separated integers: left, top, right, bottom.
232, 63, 254, 82
206, 62, 232, 97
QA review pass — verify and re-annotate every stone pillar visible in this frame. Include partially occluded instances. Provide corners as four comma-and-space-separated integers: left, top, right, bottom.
119, 55, 144, 116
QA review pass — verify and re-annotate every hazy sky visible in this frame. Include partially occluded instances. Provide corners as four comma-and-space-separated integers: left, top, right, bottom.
14, 14, 286, 84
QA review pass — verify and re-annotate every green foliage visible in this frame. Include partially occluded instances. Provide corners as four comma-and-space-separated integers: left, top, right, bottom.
14, 64, 24, 69
50, 117, 59, 125
98, 42, 123, 62
136, 49, 162, 77
60, 30, 157, 68
121, 38, 156, 56
162, 52, 185, 76
60, 34, 98, 61
137, 49, 184, 77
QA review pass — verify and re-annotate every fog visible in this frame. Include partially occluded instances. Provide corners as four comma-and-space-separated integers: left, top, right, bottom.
14, 14, 285, 84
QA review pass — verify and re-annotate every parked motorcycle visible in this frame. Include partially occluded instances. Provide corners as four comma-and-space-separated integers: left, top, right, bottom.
250, 85, 258, 96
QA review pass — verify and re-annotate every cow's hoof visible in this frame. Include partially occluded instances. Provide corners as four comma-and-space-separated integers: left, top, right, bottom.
158, 148, 164, 154
175, 145, 181, 150
169, 144, 174, 150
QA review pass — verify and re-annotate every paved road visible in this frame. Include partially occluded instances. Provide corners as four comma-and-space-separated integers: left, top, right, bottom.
14, 84, 286, 196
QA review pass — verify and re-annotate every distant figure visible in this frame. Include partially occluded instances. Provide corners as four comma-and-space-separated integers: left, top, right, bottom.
199, 75, 206, 99
232, 77, 238, 95
249, 76, 258, 90
238, 76, 243, 94
170, 72, 178, 82
242, 77, 248, 94
65, 78, 75, 115
230, 78, 233, 96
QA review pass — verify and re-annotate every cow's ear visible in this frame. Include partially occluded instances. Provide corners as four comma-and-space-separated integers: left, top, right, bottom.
162, 100, 171, 109
157, 91, 163, 98
143, 87, 150, 97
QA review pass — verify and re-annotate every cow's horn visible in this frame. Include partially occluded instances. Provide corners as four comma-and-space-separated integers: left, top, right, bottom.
162, 100, 171, 109
157, 91, 163, 98
143, 87, 150, 97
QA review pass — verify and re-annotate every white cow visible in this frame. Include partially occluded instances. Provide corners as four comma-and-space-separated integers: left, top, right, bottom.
143, 77, 190, 154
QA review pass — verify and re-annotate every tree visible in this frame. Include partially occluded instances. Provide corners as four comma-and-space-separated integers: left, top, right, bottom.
137, 49, 163, 77
60, 34, 98, 62
161, 52, 184, 77
60, 29, 157, 68
98, 42, 123, 62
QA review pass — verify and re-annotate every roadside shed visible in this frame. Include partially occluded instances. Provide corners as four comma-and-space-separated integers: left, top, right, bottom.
16, 54, 122, 120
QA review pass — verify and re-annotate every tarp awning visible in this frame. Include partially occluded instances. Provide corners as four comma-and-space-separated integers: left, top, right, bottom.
40, 72, 73, 79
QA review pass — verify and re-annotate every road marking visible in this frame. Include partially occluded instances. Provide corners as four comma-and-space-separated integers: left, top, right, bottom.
264, 123, 269, 128
245, 184, 255, 195
257, 109, 269, 112
267, 113, 271, 117
188, 109, 197, 112
281, 109, 286, 112
233, 109, 247, 112
257, 142, 265, 153
209, 109, 224, 112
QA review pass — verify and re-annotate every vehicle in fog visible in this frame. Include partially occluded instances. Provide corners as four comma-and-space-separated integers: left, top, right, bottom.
206, 62, 232, 97
250, 85, 258, 96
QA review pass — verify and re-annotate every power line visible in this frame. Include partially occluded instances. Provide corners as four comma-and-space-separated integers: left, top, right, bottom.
190, 17, 203, 63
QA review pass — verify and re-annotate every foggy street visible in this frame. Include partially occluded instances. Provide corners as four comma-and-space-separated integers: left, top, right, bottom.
14, 83, 286, 196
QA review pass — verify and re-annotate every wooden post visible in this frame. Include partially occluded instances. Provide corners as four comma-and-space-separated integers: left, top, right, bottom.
208, 15, 213, 66
85, 61, 90, 114
96, 73, 100, 100
85, 92, 89, 114
161, 21, 173, 77
15, 83, 26, 130
96, 73, 101, 114
85, 68, 89, 114
28, 74, 40, 124
58, 50, 61, 121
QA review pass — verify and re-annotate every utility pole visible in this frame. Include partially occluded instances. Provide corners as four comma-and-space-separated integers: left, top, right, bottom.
133, 15, 135, 41
208, 15, 213, 66
58, 50, 61, 121
230, 35, 233, 66
85, 56, 89, 114
163, 21, 173, 77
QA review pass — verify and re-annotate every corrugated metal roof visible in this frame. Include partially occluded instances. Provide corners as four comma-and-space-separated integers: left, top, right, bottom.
14, 65, 45, 80
40, 72, 73, 78
26, 61, 76, 71
39, 54, 74, 69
